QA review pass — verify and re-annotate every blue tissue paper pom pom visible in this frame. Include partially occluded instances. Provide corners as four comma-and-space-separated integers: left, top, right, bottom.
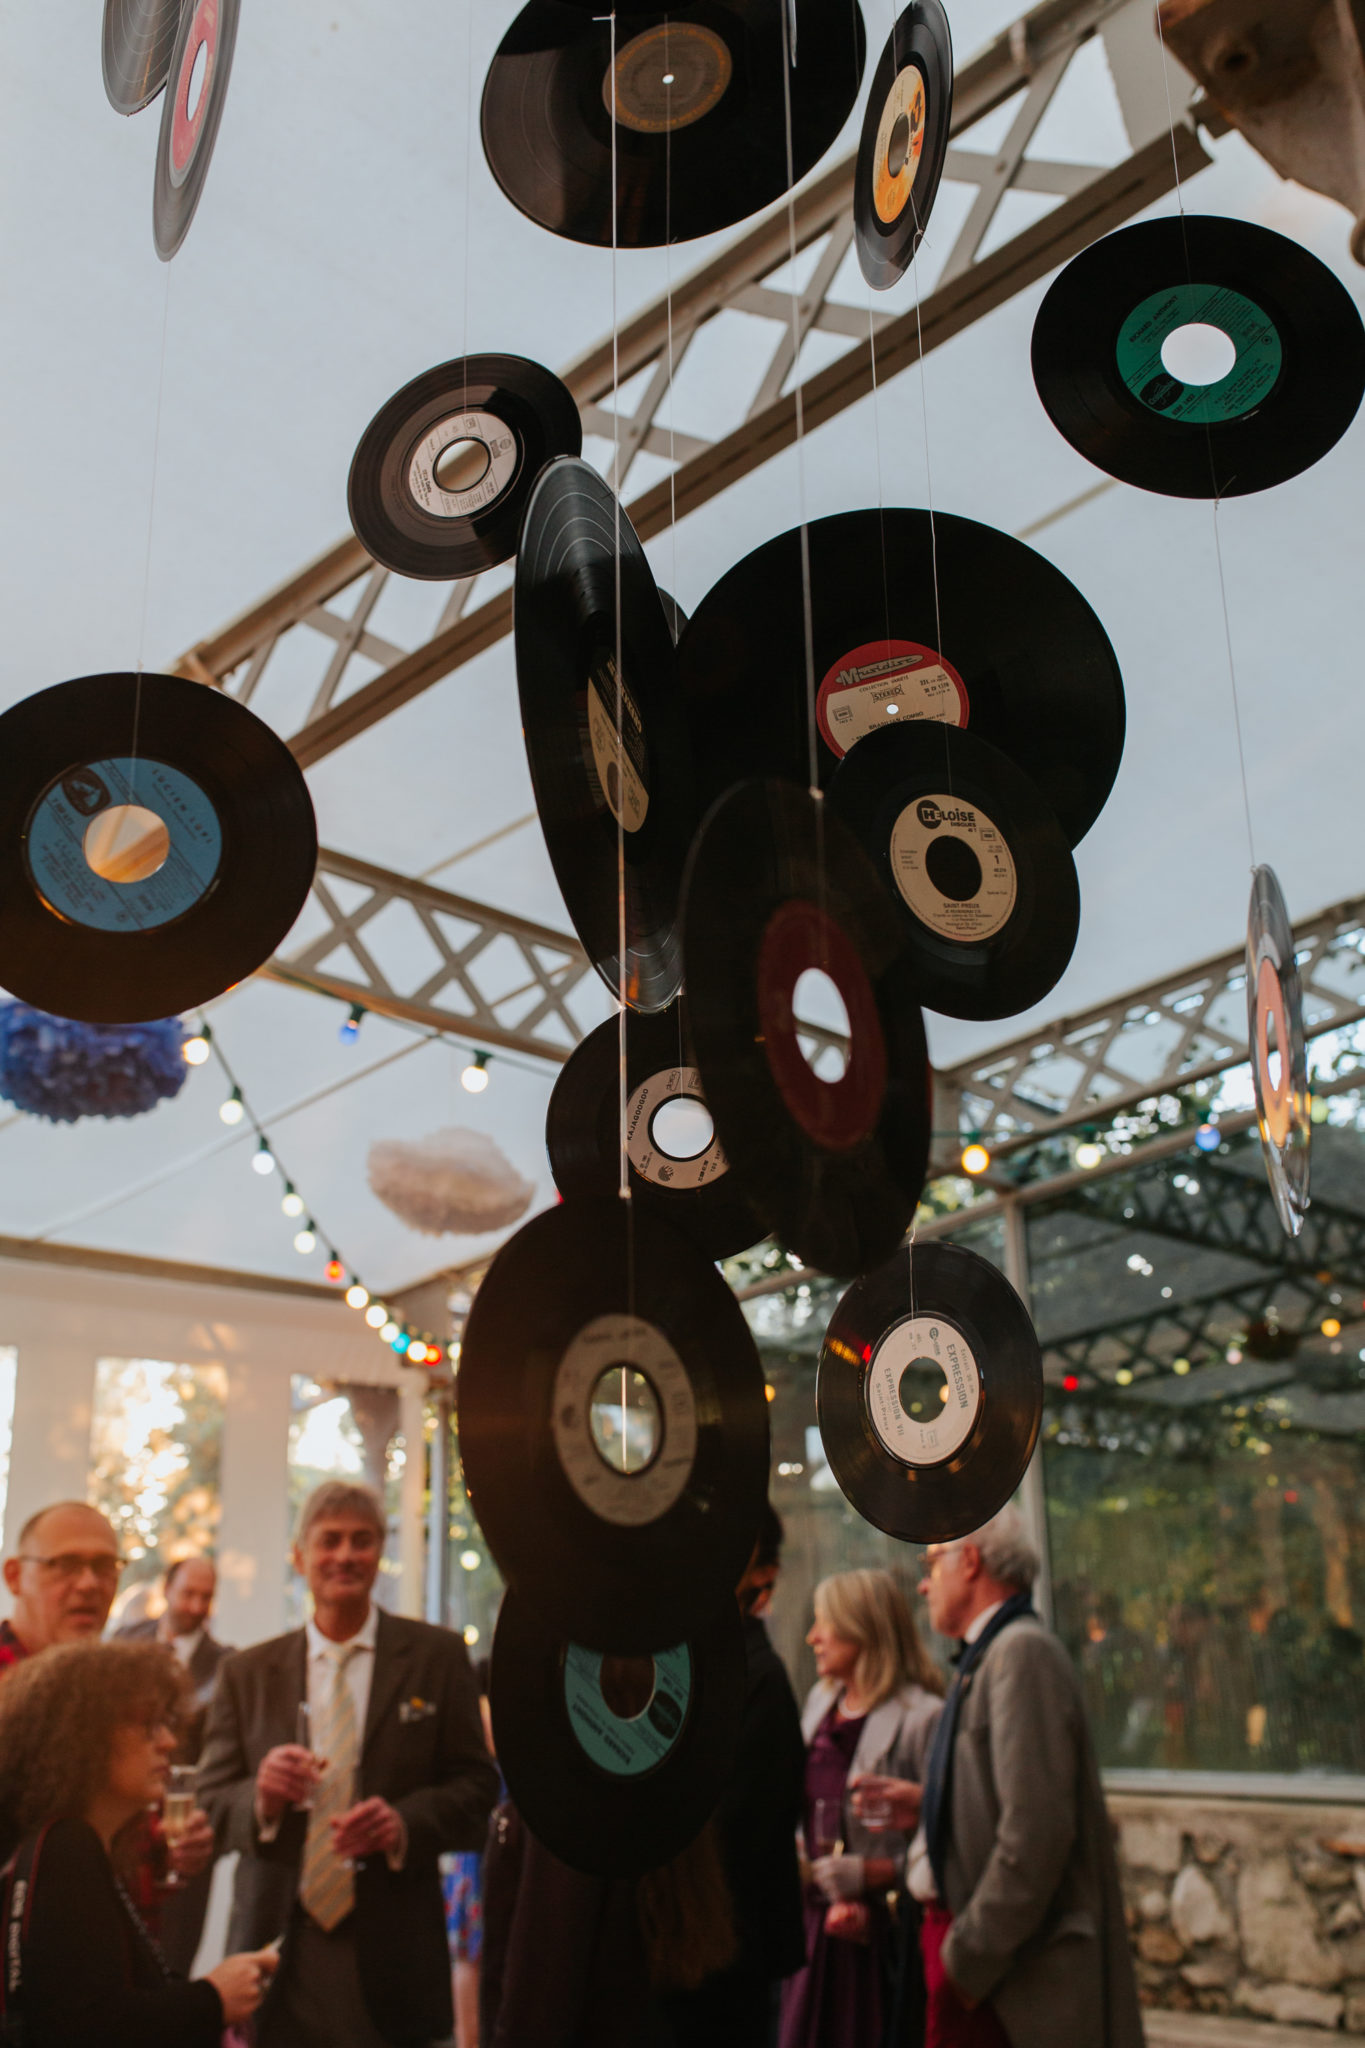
0, 1003, 190, 1123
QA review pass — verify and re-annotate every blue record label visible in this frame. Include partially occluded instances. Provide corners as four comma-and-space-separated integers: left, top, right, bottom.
25, 756, 222, 934
563, 1643, 692, 1778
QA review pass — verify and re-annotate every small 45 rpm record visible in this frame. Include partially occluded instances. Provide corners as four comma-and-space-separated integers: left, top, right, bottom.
817, 1239, 1043, 1543
546, 1002, 770, 1259
153, 0, 238, 260
348, 356, 582, 582
516, 457, 695, 1012
482, 0, 866, 249
676, 509, 1123, 848
828, 723, 1079, 1022
681, 780, 931, 1279
1032, 215, 1365, 498
854, 1, 951, 291
0, 672, 317, 1025
1247, 864, 1310, 1237
458, 1199, 769, 1652
491, 1589, 746, 1877
103, 0, 184, 115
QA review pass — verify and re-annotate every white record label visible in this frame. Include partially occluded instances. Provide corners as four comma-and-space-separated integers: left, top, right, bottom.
865, 1314, 980, 1467
626, 1067, 729, 1192
889, 792, 1017, 944
552, 1314, 697, 1527
407, 408, 518, 519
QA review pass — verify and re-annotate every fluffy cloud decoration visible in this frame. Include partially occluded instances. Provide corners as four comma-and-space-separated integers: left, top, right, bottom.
367, 1126, 534, 1237
0, 1002, 189, 1123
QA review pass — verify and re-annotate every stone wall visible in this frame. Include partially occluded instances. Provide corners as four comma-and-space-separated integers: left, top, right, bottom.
1111, 1794, 1365, 2032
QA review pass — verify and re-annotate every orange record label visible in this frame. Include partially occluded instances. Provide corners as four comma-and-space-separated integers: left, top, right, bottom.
873, 65, 927, 227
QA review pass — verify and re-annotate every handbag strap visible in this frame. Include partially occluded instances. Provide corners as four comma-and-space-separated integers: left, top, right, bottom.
1, 1825, 53, 2033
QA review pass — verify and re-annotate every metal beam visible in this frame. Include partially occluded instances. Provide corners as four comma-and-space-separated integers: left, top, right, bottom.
173, 0, 1213, 773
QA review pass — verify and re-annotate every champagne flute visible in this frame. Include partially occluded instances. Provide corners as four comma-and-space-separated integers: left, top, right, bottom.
812, 1796, 844, 1858
859, 1791, 893, 1834
295, 1702, 320, 1810
161, 1765, 197, 1890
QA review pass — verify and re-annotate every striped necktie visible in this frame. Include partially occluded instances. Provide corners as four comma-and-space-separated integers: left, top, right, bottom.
299, 1644, 360, 1931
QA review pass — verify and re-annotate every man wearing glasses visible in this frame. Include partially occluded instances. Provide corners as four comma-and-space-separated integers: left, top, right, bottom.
0, 1500, 124, 1670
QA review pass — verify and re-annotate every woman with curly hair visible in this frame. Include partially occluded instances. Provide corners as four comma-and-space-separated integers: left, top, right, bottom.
0, 1637, 277, 2046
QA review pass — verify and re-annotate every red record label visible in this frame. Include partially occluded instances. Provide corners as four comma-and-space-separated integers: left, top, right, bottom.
816, 638, 968, 759
756, 898, 886, 1151
170, 0, 220, 180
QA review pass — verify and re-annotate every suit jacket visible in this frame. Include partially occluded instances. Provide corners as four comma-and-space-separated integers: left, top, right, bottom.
717, 1615, 807, 1981
198, 1610, 499, 2047
800, 1676, 943, 1863
114, 1619, 234, 1762
937, 1617, 1142, 2048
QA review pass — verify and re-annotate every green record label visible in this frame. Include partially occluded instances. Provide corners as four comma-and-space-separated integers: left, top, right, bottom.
563, 1643, 692, 1779
1115, 283, 1282, 425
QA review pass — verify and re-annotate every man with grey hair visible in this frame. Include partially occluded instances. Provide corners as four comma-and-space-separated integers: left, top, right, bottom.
855, 1505, 1140, 2047
199, 1481, 498, 2048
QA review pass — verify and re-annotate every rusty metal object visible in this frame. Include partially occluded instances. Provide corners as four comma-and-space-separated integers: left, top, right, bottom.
1160, 0, 1365, 260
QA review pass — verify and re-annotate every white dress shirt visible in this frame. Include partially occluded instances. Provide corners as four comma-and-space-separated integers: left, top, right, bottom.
257, 1604, 404, 1866
907, 1601, 1007, 1903
165, 1625, 204, 1667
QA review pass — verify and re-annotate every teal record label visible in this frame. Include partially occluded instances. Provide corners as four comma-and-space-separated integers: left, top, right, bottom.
563, 1643, 692, 1778
1115, 283, 1282, 425
25, 756, 222, 934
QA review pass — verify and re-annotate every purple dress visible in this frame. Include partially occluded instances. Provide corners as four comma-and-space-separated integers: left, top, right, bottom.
778, 1703, 889, 2048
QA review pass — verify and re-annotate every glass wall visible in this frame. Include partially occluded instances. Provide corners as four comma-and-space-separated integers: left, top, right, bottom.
90, 1357, 228, 1622
285, 1376, 405, 1623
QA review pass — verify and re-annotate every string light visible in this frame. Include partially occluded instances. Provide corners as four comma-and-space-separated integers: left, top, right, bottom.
251, 1137, 276, 1176
461, 1050, 491, 1094
365, 1302, 388, 1329
961, 1140, 991, 1176
1074, 1132, 1105, 1171
182, 1025, 212, 1066
338, 1003, 365, 1047
293, 1222, 317, 1255
219, 1086, 245, 1126
1194, 1122, 1220, 1153
281, 1185, 305, 1218
325, 1257, 345, 1285
381, 1319, 401, 1344
346, 1283, 370, 1310
406, 1337, 427, 1362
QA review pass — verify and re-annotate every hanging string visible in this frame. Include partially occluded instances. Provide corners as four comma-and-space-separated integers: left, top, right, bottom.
777, 0, 821, 807
609, 7, 631, 1207
461, 0, 475, 416
1154, 8, 1257, 868
131, 263, 175, 773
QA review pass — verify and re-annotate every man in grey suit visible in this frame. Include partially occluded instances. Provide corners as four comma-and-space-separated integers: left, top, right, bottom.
116, 1552, 233, 1971
855, 1507, 1141, 2048
198, 1481, 498, 2048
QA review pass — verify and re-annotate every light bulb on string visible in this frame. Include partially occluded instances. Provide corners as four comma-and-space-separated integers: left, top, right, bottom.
1074, 1131, 1105, 1171
251, 1138, 275, 1176
325, 1256, 344, 1285
1194, 1122, 1220, 1153
338, 1003, 365, 1047
182, 1024, 212, 1066
219, 1087, 245, 1127
960, 1139, 991, 1177
462, 1050, 491, 1094
346, 1283, 370, 1311
381, 1319, 401, 1344
281, 1185, 305, 1218
406, 1337, 427, 1362
293, 1221, 317, 1255
365, 1302, 388, 1329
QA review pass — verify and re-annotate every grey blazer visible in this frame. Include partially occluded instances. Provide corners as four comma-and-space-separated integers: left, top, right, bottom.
938, 1617, 1142, 2048
800, 1678, 942, 1862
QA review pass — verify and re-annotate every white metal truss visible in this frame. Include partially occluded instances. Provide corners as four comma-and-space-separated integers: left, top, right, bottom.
935, 891, 1365, 1155
173, 0, 1215, 775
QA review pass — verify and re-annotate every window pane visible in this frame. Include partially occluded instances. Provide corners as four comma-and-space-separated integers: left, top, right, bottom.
286, 1377, 402, 1624
89, 1357, 227, 1621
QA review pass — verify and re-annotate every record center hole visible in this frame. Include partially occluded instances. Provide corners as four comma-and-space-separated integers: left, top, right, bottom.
434, 437, 492, 495
925, 834, 982, 902
83, 805, 171, 886
589, 1365, 662, 1475
598, 1654, 657, 1721
898, 1358, 953, 1420
184, 36, 209, 123
650, 1095, 714, 1161
792, 968, 850, 1083
1161, 322, 1237, 387
887, 111, 912, 178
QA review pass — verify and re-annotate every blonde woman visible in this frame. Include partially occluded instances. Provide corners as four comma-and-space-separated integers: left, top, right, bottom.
778, 1569, 943, 2048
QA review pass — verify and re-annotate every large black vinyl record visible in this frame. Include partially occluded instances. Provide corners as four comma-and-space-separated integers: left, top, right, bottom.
675, 509, 1123, 848
482, 0, 866, 248
681, 780, 931, 1279
0, 672, 317, 1024
348, 355, 582, 582
516, 457, 695, 1012
817, 1240, 1043, 1542
1032, 216, 1365, 498
103, 0, 184, 114
491, 1589, 746, 1877
457, 1200, 770, 1653
546, 1001, 770, 1259
827, 723, 1079, 1022
854, 1, 952, 291
153, 0, 239, 259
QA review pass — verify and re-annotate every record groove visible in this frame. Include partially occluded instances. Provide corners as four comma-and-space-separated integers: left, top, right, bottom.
153, 0, 239, 260
817, 1239, 1043, 1542
103, 0, 185, 115
854, 0, 952, 291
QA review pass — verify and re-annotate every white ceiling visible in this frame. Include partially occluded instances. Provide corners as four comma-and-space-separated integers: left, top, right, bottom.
1, 1, 1362, 1299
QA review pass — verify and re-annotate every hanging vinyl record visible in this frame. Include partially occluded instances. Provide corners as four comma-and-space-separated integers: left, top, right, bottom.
152, 0, 238, 259
827, 722, 1079, 1022
1247, 864, 1310, 1236
457, 1199, 770, 1652
103, 0, 184, 115
546, 1001, 770, 1260
854, 0, 952, 291
482, 0, 866, 248
681, 779, 931, 1279
0, 672, 317, 1024
348, 355, 582, 582
675, 509, 1123, 848
516, 456, 695, 1012
490, 1588, 746, 1878
1031, 215, 1365, 498
817, 1239, 1043, 1543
